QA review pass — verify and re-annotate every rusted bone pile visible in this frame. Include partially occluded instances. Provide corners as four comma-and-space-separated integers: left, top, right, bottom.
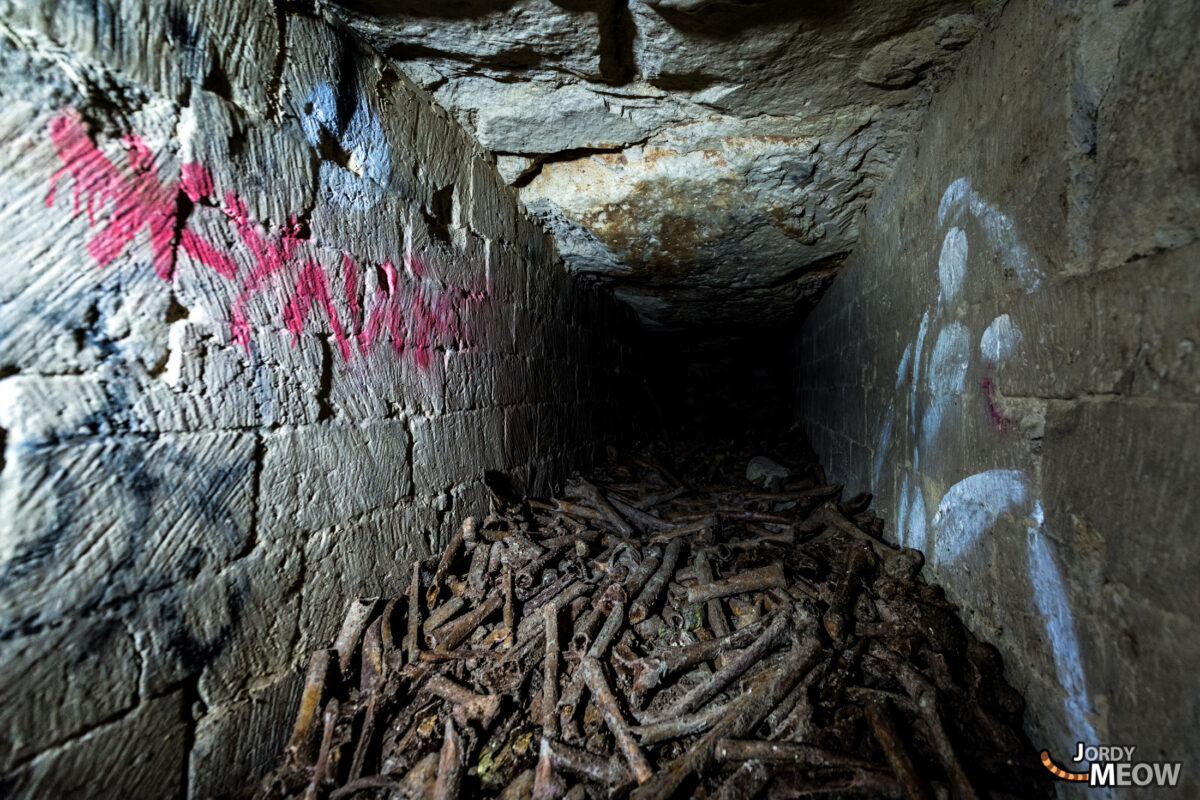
247, 439, 1052, 800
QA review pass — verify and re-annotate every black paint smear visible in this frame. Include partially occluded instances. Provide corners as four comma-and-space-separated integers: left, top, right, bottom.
164, 1, 209, 82
334, 42, 360, 135
163, 581, 245, 667
0, 310, 250, 671
165, 3, 201, 57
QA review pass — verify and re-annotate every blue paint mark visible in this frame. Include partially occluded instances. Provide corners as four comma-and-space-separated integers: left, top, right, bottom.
1028, 507, 1108, 791
981, 313, 1022, 363
896, 343, 912, 388
910, 312, 930, 468
921, 321, 970, 448
938, 226, 967, 307
936, 177, 1042, 293
301, 81, 392, 211
906, 483, 927, 554
931, 469, 1027, 564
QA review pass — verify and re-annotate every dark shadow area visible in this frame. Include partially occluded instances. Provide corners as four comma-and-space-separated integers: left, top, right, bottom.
331, 0, 522, 19
385, 41, 547, 70
597, 0, 637, 85
642, 326, 795, 434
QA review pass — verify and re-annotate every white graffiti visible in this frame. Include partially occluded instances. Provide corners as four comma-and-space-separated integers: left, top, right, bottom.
870, 176, 1100, 767
930, 469, 1027, 564
936, 177, 1043, 293
938, 226, 968, 305
874, 403, 894, 486
922, 321, 971, 447
896, 342, 913, 388
981, 313, 1022, 363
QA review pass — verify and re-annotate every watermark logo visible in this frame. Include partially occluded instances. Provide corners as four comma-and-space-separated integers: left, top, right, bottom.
1040, 742, 1182, 788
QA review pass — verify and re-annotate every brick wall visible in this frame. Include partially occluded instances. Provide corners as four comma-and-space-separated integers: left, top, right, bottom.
795, 1, 1199, 794
0, 3, 640, 796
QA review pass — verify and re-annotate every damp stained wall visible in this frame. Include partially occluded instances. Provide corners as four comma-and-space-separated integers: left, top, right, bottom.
795, 0, 1199, 795
0, 2, 639, 796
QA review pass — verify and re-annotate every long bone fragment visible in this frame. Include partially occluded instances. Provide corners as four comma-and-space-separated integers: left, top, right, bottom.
578, 657, 654, 784
631, 629, 821, 800
646, 608, 792, 722
687, 563, 787, 604
629, 538, 682, 623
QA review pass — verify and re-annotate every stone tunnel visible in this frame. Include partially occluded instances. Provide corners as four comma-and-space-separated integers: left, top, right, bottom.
0, 0, 1196, 797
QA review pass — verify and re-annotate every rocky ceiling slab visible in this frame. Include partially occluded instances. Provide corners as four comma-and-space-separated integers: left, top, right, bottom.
322, 0, 1000, 327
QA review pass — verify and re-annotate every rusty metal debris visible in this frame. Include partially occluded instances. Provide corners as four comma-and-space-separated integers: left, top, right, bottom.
245, 435, 1052, 799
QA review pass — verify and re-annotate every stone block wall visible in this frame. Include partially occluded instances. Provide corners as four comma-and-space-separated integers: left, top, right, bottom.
795, 0, 1198, 794
0, 3, 640, 796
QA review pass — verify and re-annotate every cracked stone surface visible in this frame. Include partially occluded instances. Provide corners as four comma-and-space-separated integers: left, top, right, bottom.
325, 0, 1001, 326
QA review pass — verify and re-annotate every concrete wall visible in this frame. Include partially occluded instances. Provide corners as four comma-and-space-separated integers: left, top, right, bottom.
0, 3, 639, 796
796, 0, 1198, 794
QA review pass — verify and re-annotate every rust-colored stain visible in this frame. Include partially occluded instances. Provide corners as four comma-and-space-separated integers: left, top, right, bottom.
764, 202, 825, 245
580, 175, 742, 281
594, 152, 629, 166
532, 133, 831, 288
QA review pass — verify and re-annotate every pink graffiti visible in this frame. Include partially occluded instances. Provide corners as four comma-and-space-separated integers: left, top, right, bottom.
44, 108, 489, 369
46, 109, 236, 282
981, 365, 1013, 433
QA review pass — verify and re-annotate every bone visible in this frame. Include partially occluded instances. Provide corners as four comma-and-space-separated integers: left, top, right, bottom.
503, 566, 515, 635
303, 698, 339, 800
585, 584, 628, 660
286, 649, 334, 767
865, 700, 935, 800
715, 738, 880, 771
873, 643, 980, 800
648, 609, 792, 722
426, 593, 502, 651
609, 494, 677, 532
498, 769, 535, 800
630, 615, 771, 692
631, 634, 822, 800
348, 618, 385, 780
631, 701, 731, 744
648, 515, 717, 543
568, 478, 636, 536
532, 737, 566, 800
578, 656, 654, 785
430, 518, 472, 605
407, 562, 422, 664
332, 597, 379, 676
426, 673, 502, 725
252, 439, 1048, 800
629, 538, 682, 623
394, 751, 440, 795
694, 549, 731, 638
539, 529, 600, 550
546, 738, 624, 784
423, 596, 466, 635
687, 563, 788, 604
432, 718, 463, 800
714, 758, 771, 800
543, 605, 560, 738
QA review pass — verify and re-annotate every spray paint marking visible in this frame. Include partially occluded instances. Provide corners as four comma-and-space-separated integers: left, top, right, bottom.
979, 314, 1023, 432
44, 107, 489, 369
45, 108, 236, 282
980, 367, 1013, 432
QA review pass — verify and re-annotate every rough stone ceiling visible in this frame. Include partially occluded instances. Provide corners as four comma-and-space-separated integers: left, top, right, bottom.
324, 0, 1000, 328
